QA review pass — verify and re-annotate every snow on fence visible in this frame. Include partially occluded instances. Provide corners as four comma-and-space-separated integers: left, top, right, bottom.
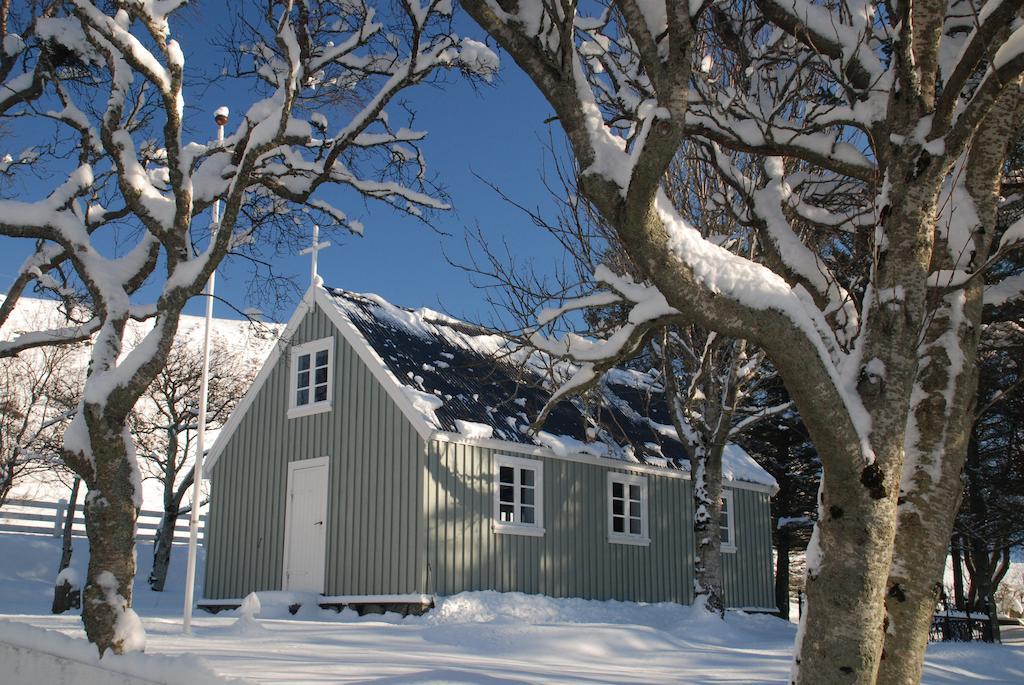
0, 499, 205, 544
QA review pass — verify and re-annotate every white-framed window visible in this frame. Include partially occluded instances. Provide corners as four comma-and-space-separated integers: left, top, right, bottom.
720, 490, 736, 553
288, 337, 334, 418
608, 472, 649, 546
493, 454, 544, 536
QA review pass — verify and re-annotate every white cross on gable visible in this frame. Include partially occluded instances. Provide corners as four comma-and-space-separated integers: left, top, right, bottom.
299, 224, 331, 287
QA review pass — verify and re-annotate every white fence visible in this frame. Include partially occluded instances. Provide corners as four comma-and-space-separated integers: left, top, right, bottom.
0, 499, 205, 545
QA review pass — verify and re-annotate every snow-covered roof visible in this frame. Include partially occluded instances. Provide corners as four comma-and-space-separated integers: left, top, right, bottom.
323, 288, 776, 490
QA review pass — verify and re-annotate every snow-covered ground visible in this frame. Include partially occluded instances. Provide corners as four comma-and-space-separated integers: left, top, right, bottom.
1, 532, 1022, 684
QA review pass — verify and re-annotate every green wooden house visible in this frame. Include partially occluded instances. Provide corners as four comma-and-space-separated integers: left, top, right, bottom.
201, 284, 777, 613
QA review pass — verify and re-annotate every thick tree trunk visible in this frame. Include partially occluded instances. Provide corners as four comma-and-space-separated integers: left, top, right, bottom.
80, 419, 143, 655
967, 536, 1001, 642
52, 477, 81, 614
877, 90, 1020, 684
83, 489, 141, 653
692, 440, 725, 615
775, 528, 791, 619
793, 149, 943, 683
876, 291, 977, 684
794, 461, 899, 685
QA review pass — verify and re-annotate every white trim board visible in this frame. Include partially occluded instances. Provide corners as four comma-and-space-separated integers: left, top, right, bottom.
430, 431, 776, 493
200, 593, 434, 607
313, 287, 434, 441
206, 284, 775, 495
607, 471, 651, 546
720, 490, 737, 553
204, 290, 315, 474
319, 593, 434, 605
492, 453, 546, 536
205, 285, 431, 475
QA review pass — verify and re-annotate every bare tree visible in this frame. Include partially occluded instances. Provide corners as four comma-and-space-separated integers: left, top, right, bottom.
739, 397, 819, 620
130, 331, 261, 592
461, 1, 1024, 682
464, 144, 788, 615
0, 0, 495, 654
951, 306, 1024, 639
0, 339, 79, 509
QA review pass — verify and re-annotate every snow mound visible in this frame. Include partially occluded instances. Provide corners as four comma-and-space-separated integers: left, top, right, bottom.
0, 619, 247, 684
225, 592, 265, 636
429, 591, 690, 630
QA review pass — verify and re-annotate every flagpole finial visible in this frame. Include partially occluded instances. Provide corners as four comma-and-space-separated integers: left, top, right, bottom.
299, 224, 331, 288
214, 106, 229, 127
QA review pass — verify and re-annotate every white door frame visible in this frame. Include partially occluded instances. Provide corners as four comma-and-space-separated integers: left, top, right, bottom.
282, 455, 330, 592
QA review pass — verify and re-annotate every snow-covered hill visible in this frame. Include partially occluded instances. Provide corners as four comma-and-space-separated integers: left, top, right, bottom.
1, 296, 282, 509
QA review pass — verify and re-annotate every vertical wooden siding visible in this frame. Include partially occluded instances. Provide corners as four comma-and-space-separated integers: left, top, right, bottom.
722, 489, 776, 608
425, 441, 693, 603
204, 303, 427, 599
425, 441, 774, 607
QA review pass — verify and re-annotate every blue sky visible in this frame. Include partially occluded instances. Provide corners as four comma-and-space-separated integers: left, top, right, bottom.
0, 5, 571, 327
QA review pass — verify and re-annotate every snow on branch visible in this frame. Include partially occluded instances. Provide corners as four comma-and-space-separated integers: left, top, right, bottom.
529, 265, 682, 425
728, 401, 794, 438
461, 0, 878, 464
985, 272, 1024, 307
0, 0, 493, 473
754, 0, 885, 93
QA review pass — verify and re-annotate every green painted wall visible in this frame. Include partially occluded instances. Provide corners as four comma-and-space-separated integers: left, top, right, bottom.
722, 488, 776, 608
204, 301, 426, 599
425, 441, 775, 608
205, 297, 774, 609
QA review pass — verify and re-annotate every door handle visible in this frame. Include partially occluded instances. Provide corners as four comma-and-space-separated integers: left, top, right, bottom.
314, 521, 323, 526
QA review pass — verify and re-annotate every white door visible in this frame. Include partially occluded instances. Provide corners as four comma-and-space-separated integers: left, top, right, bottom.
283, 457, 329, 592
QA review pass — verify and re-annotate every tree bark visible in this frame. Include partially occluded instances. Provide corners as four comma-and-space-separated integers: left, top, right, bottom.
52, 477, 81, 614
776, 527, 791, 620
80, 419, 143, 655
148, 460, 192, 592
148, 510, 176, 592
967, 535, 1001, 643
692, 439, 725, 614
992, 547, 1011, 593
964, 438, 1002, 642
877, 89, 1021, 684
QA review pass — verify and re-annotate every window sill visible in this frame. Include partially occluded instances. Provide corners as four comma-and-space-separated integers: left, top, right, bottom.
608, 534, 650, 547
493, 524, 546, 537
288, 402, 333, 419
721, 544, 737, 554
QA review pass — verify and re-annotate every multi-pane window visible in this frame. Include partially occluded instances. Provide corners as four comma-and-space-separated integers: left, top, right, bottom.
296, 348, 329, 406
720, 491, 736, 552
289, 338, 334, 418
608, 473, 649, 545
493, 455, 544, 536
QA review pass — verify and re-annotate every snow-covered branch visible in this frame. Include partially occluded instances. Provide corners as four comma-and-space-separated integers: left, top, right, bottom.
0, 0, 493, 655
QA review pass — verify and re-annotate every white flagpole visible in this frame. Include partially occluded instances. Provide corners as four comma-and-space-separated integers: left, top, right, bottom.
183, 107, 228, 633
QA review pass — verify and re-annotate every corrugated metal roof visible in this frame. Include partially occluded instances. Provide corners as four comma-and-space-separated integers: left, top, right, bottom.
323, 287, 776, 488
